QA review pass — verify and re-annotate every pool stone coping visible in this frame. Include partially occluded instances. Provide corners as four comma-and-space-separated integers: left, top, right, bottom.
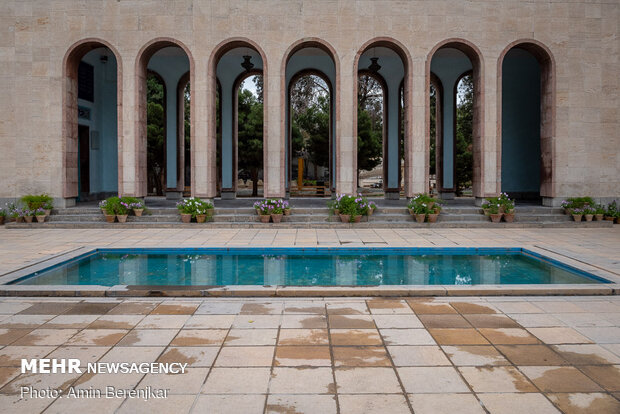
0, 246, 618, 297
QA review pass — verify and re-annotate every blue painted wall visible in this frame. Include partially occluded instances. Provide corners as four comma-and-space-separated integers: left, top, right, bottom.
430, 49, 472, 190
501, 49, 541, 194
78, 49, 118, 195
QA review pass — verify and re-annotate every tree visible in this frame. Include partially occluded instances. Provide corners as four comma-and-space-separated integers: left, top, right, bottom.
183, 82, 191, 189
237, 82, 263, 196
429, 85, 437, 175
455, 74, 474, 196
146, 74, 165, 195
356, 74, 384, 185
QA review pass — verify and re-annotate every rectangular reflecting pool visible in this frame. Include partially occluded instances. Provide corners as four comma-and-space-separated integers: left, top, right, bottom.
9, 248, 610, 286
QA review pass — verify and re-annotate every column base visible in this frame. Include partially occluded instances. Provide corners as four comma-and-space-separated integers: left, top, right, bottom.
165, 191, 183, 200
56, 197, 76, 208
221, 190, 236, 200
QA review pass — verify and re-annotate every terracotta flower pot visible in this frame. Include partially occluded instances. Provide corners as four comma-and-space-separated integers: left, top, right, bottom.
259, 214, 271, 223
585, 214, 593, 222
256, 208, 261, 215
427, 213, 439, 223
333, 209, 340, 216
16, 217, 24, 223
180, 213, 192, 223
133, 209, 144, 217
284, 209, 291, 216
116, 214, 128, 223
24, 216, 33, 223
604, 216, 615, 221
339, 214, 350, 223
408, 208, 415, 216
104, 214, 115, 223
35, 215, 45, 223
271, 213, 283, 223
595, 214, 604, 221
196, 214, 207, 223
503, 212, 515, 223
0, 216, 4, 225
572, 214, 582, 222
483, 209, 490, 216
44, 209, 51, 217
353, 215, 362, 223
415, 213, 426, 223
490, 213, 503, 223
367, 208, 374, 216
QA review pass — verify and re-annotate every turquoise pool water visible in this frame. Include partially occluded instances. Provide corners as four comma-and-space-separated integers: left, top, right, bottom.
11, 248, 608, 286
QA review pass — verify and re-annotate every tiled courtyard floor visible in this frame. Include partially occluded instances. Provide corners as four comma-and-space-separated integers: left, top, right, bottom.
0, 296, 619, 413
0, 228, 619, 412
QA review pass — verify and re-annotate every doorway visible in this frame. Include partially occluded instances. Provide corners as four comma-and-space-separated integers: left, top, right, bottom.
78, 125, 90, 199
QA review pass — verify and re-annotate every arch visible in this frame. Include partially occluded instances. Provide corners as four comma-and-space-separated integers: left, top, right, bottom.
354, 37, 412, 198
62, 37, 123, 199
426, 38, 485, 198
497, 39, 556, 199
208, 37, 269, 198
134, 37, 195, 197
281, 38, 340, 195
287, 69, 334, 194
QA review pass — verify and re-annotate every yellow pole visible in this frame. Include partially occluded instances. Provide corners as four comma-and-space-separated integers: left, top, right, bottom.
297, 158, 304, 189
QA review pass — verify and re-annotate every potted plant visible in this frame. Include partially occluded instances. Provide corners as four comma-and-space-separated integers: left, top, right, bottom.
0, 209, 6, 225
501, 197, 515, 223
582, 206, 595, 222
14, 209, 24, 223
338, 195, 356, 223
481, 199, 491, 216
427, 204, 441, 223
413, 203, 428, 223
256, 200, 272, 223
176, 198, 195, 223
488, 203, 503, 223
328, 194, 343, 217
99, 200, 107, 215
115, 200, 130, 223
43, 201, 53, 217
130, 201, 145, 217
253, 201, 262, 215
34, 208, 46, 223
570, 207, 583, 222
269, 199, 284, 223
594, 204, 605, 221
22, 209, 33, 223
605, 201, 617, 221
367, 201, 377, 216
283, 200, 291, 216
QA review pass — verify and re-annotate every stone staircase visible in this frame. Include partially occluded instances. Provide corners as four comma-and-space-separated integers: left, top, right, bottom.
4, 204, 614, 229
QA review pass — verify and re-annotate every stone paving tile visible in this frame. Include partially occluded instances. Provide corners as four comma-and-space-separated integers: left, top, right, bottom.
528, 327, 594, 344
508, 313, 565, 327
117, 394, 196, 414
0, 314, 55, 329
458, 366, 537, 392
380, 328, 436, 345
183, 314, 235, 329
398, 366, 470, 393
552, 344, 620, 365
215, 346, 275, 367
419, 314, 472, 328
265, 394, 337, 414
281, 314, 327, 329
99, 346, 164, 364
136, 314, 191, 329
479, 328, 541, 344
477, 393, 561, 414
408, 393, 485, 414
233, 314, 281, 329
519, 365, 604, 392
442, 345, 510, 366
157, 346, 218, 367
0, 346, 57, 367
150, 302, 199, 315
282, 302, 326, 315
106, 301, 158, 315
330, 328, 382, 346
225, 328, 278, 345
240, 302, 283, 315
334, 367, 402, 394
193, 394, 266, 414
326, 302, 369, 315
270, 367, 334, 394
338, 394, 410, 414
17, 302, 75, 315
428, 328, 490, 345
388, 345, 451, 366
138, 368, 208, 394
12, 328, 78, 346
275, 345, 332, 366
366, 299, 413, 314
463, 314, 521, 328
64, 302, 119, 315
450, 302, 498, 314
66, 329, 127, 346
496, 344, 569, 366
202, 367, 271, 394
578, 365, 620, 392
575, 327, 620, 343
0, 328, 33, 345
0, 367, 21, 388
170, 329, 228, 347
0, 394, 62, 414
46, 345, 109, 365
373, 314, 423, 329
407, 300, 457, 314
115, 329, 177, 346
546, 392, 620, 413
277, 328, 328, 345
328, 315, 375, 329
43, 314, 100, 329
333, 346, 391, 367
88, 314, 145, 329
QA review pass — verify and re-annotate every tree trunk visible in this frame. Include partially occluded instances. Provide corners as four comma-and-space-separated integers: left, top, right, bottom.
251, 169, 259, 197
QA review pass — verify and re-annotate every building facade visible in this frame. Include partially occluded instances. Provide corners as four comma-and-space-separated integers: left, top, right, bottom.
0, 0, 618, 207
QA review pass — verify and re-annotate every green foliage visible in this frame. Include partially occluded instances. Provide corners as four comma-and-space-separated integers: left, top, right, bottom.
561, 197, 595, 210
20, 194, 53, 210
176, 197, 214, 218
455, 75, 474, 195
147, 75, 165, 196
407, 193, 435, 210
0, 209, 6, 217
237, 83, 264, 196
357, 108, 382, 173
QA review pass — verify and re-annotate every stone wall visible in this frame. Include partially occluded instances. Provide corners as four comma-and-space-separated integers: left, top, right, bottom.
0, 0, 617, 205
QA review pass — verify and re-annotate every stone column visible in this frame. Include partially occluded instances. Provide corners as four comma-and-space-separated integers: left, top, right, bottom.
119, 55, 141, 197
337, 56, 355, 195
409, 56, 426, 197
265, 51, 284, 198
